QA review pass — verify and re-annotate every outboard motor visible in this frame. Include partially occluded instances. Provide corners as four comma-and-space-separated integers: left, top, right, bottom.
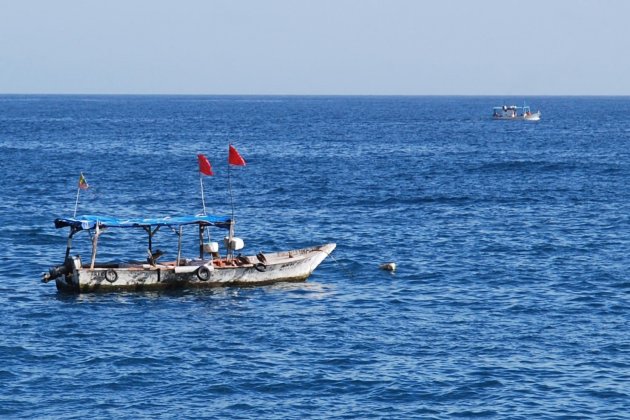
42, 264, 68, 283
41, 257, 73, 283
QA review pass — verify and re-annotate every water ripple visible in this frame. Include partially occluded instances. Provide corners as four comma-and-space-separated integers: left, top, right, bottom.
0, 96, 629, 418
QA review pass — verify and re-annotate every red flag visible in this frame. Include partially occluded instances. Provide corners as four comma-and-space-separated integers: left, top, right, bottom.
228, 145, 246, 166
197, 154, 214, 176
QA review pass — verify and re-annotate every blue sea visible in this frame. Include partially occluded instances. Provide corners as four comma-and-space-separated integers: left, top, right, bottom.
0, 95, 628, 419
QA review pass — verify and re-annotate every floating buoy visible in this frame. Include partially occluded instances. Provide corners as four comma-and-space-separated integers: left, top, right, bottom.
380, 262, 396, 272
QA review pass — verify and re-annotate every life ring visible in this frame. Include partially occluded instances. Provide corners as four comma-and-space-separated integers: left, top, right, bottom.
196, 266, 211, 281
254, 263, 267, 272
105, 269, 118, 283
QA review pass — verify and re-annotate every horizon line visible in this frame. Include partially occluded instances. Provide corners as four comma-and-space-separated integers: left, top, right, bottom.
2, 92, 630, 97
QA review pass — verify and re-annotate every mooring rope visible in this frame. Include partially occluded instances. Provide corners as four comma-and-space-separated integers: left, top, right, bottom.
317, 249, 356, 278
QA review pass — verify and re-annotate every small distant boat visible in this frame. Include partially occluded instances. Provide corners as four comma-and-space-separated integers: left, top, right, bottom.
492, 105, 541, 121
42, 214, 335, 293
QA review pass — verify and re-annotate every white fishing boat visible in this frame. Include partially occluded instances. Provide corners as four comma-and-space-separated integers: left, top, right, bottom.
42, 214, 335, 293
492, 105, 541, 121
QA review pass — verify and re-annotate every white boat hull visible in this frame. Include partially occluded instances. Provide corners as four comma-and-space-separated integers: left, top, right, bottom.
54, 243, 336, 293
493, 111, 541, 121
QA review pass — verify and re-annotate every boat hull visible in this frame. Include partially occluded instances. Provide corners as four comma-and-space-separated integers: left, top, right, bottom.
55, 243, 336, 293
493, 111, 541, 121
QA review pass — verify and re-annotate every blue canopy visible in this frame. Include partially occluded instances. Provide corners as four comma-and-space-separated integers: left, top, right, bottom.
54, 214, 232, 231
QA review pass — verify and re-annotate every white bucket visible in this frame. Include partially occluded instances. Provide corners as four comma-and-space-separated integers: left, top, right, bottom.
223, 237, 245, 251
203, 242, 219, 253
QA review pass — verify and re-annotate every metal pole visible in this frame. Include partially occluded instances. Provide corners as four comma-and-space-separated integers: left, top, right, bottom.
199, 225, 204, 259
200, 174, 207, 215
64, 229, 76, 260
227, 163, 235, 261
73, 188, 81, 217
176, 225, 183, 266
227, 163, 235, 221
90, 223, 100, 270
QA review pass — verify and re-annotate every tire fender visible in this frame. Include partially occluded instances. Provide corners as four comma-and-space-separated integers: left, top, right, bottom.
105, 269, 118, 283
196, 265, 212, 281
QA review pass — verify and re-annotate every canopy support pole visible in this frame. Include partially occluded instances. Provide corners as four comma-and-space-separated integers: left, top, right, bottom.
176, 225, 183, 266
198, 225, 205, 259
143, 226, 161, 254
64, 228, 78, 260
90, 223, 100, 269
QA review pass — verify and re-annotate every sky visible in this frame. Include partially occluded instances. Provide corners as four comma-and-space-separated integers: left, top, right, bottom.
1, 0, 629, 95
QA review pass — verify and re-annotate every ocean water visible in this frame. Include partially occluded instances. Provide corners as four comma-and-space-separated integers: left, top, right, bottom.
0, 95, 628, 419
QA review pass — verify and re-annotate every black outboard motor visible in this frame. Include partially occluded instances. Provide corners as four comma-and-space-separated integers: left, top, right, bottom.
42, 258, 72, 283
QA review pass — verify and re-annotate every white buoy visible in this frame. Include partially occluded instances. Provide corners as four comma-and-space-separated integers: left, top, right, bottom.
380, 262, 396, 272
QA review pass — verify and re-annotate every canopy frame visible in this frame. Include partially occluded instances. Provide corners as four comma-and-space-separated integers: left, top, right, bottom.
54, 214, 232, 269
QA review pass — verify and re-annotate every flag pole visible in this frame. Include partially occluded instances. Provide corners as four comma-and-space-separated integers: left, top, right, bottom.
199, 173, 207, 215
227, 161, 235, 261
73, 187, 81, 217
227, 162, 235, 222
226, 144, 245, 261
197, 154, 215, 257
199, 172, 212, 256
74, 172, 87, 217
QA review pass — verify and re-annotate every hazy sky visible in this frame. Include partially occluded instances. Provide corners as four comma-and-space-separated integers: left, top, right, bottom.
1, 0, 629, 95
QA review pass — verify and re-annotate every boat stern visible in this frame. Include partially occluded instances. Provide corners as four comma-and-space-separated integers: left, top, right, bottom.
56, 256, 82, 292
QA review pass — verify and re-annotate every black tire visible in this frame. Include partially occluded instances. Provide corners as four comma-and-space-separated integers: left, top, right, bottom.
254, 263, 266, 272
196, 266, 211, 281
105, 269, 118, 283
